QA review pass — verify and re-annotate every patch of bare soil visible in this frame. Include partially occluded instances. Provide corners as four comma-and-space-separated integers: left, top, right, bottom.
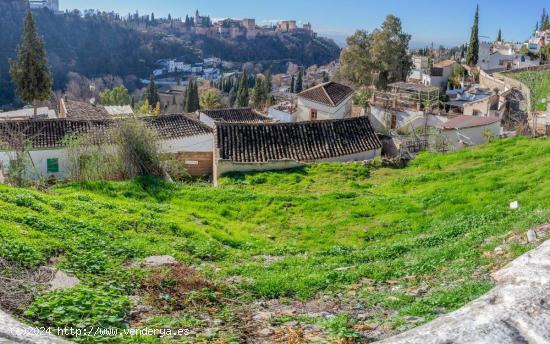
0, 259, 54, 313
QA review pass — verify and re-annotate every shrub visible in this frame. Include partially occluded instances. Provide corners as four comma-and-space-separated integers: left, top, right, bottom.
111, 119, 163, 178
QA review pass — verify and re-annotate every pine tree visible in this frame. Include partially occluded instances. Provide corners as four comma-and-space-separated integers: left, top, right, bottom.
234, 71, 249, 107
145, 75, 159, 106
10, 11, 52, 116
290, 75, 295, 93
496, 29, 502, 42
295, 69, 303, 93
465, 5, 479, 66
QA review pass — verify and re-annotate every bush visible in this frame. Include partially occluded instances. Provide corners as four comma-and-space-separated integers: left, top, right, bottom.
111, 119, 163, 178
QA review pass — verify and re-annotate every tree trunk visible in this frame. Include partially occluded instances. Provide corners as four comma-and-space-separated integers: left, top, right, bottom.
33, 100, 37, 117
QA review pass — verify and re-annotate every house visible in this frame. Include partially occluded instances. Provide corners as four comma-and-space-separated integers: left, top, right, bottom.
441, 115, 501, 150
59, 98, 134, 120
213, 116, 382, 184
422, 60, 457, 89
199, 108, 272, 128
478, 42, 539, 72
0, 115, 214, 180
158, 85, 187, 114
0, 107, 57, 120
295, 82, 354, 122
444, 86, 499, 117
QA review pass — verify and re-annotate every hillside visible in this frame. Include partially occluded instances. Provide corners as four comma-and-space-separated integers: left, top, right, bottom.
1, 137, 550, 343
0, 0, 341, 107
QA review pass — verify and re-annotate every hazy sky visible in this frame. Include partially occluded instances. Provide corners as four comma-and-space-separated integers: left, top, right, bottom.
60, 0, 546, 46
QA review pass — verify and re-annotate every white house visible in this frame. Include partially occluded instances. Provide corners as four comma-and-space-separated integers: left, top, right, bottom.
295, 82, 354, 122
0, 115, 214, 180
422, 60, 457, 89
441, 115, 501, 150
478, 42, 539, 71
199, 108, 272, 128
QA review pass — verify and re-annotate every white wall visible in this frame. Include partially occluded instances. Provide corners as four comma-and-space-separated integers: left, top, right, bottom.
295, 95, 352, 122
370, 106, 448, 131
0, 148, 68, 180
0, 134, 214, 180
442, 122, 501, 150
199, 113, 216, 128
267, 106, 294, 122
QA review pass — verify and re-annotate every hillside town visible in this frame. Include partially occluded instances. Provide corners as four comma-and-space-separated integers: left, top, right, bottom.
2, 1, 550, 344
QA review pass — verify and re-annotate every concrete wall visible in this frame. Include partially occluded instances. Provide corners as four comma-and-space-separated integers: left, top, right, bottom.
442, 122, 501, 150
479, 69, 508, 92
160, 134, 213, 153
268, 107, 294, 122
199, 113, 216, 128
370, 106, 448, 130
295, 96, 352, 122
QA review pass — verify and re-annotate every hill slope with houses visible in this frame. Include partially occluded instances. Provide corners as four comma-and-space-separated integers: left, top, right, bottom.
0, 0, 341, 107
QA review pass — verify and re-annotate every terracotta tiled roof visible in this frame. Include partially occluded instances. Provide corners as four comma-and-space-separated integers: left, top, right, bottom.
63, 99, 112, 120
443, 115, 500, 130
215, 116, 381, 163
201, 108, 272, 123
297, 82, 354, 107
0, 115, 211, 149
146, 114, 212, 139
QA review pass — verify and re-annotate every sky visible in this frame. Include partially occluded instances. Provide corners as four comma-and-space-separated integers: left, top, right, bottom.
60, 0, 546, 47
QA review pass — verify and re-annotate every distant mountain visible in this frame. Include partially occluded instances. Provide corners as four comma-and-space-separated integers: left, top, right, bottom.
0, 0, 341, 106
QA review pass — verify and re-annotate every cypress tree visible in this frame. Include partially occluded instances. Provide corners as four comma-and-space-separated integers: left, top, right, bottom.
290, 75, 295, 93
465, 5, 479, 67
145, 75, 159, 106
10, 11, 52, 116
184, 80, 193, 113
193, 80, 200, 111
496, 29, 502, 42
234, 71, 249, 107
252, 74, 267, 109
295, 69, 303, 93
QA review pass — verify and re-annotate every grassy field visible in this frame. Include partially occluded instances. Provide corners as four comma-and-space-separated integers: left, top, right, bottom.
507, 69, 550, 111
2, 136, 550, 343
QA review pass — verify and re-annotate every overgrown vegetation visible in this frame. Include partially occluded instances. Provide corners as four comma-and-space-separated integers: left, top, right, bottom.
0, 137, 549, 342
507, 69, 550, 111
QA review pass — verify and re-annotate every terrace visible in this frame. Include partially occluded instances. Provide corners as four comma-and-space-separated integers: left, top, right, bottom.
371, 82, 441, 111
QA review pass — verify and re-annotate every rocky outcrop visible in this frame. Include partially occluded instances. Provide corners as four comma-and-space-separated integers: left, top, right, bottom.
378, 240, 550, 344
0, 309, 70, 343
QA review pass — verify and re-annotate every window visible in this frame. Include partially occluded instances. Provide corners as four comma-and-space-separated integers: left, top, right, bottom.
472, 110, 481, 117
310, 108, 318, 121
46, 158, 59, 173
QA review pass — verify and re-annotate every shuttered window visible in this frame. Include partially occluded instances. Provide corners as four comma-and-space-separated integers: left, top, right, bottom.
46, 158, 59, 173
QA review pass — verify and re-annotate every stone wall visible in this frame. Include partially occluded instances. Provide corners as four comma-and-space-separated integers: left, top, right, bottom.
379, 239, 550, 344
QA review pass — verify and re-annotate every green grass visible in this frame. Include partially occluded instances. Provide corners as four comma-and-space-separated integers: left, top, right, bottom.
2, 136, 550, 342
507, 69, 550, 111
